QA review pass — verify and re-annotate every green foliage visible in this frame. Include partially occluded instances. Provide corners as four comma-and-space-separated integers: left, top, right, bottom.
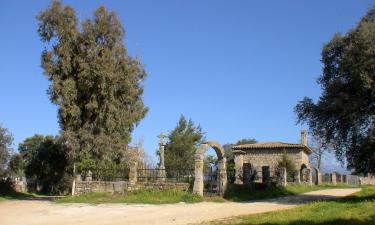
295, 7, 375, 174
277, 152, 297, 181
37, 1, 148, 165
164, 115, 205, 172
56, 189, 203, 204
213, 186, 375, 225
77, 159, 96, 173
235, 138, 258, 145
20, 135, 71, 194
8, 154, 23, 176
204, 155, 218, 171
0, 124, 13, 177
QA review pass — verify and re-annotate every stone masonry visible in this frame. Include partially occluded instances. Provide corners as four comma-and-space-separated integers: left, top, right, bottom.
232, 131, 313, 184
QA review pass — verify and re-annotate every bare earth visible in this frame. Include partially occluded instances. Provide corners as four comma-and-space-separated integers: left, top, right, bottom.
0, 188, 360, 225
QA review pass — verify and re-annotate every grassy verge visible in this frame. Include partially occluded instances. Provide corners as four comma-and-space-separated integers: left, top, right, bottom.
208, 186, 375, 225
56, 189, 203, 204
0, 184, 36, 201
224, 183, 353, 202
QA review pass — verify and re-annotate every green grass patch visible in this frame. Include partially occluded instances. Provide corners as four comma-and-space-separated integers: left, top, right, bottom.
224, 183, 353, 202
56, 189, 203, 204
209, 186, 375, 225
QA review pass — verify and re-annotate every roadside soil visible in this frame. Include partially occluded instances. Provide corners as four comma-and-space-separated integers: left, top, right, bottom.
0, 188, 360, 225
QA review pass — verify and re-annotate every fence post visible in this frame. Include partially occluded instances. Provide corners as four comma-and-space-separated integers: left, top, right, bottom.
331, 172, 337, 186
71, 163, 76, 196
317, 171, 322, 185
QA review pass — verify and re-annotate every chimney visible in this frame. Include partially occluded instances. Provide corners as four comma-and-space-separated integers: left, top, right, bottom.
301, 130, 307, 146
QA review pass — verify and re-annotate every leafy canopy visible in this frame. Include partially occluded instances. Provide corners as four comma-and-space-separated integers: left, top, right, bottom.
164, 115, 205, 172
0, 124, 13, 177
295, 7, 375, 173
20, 135, 70, 194
37, 1, 147, 165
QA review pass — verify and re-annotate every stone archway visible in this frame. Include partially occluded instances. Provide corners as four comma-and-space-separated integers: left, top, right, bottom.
193, 141, 227, 196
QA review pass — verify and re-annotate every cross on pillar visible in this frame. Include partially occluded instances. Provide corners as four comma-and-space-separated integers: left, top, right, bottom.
157, 132, 166, 181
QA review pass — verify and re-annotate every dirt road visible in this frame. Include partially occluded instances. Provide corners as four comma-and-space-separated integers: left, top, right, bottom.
0, 188, 360, 225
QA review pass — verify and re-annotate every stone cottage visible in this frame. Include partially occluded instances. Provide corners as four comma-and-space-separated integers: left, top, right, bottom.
232, 130, 313, 184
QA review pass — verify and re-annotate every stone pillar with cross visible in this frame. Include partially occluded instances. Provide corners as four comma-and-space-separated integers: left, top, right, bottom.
158, 132, 167, 181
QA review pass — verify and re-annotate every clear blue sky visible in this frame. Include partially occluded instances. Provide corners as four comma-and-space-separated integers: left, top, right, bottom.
0, 1, 373, 170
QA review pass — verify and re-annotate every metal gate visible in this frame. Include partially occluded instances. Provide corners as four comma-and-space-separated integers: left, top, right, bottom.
204, 165, 220, 196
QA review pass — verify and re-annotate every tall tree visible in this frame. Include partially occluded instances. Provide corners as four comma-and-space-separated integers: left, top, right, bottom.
0, 124, 13, 177
37, 1, 148, 165
295, 7, 375, 173
164, 115, 205, 172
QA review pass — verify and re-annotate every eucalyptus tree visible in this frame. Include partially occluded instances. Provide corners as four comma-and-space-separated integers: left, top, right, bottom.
37, 1, 148, 165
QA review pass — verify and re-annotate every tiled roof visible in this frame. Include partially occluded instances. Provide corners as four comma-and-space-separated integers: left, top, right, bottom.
232, 142, 312, 154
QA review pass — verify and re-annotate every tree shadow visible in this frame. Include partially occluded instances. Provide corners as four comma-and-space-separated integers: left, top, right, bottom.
0, 181, 59, 201
256, 216, 375, 225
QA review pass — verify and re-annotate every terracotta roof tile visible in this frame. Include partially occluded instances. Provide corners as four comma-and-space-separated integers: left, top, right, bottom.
232, 142, 312, 154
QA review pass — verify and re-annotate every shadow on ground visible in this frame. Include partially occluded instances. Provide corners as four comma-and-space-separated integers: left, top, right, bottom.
0, 182, 62, 201
253, 216, 375, 225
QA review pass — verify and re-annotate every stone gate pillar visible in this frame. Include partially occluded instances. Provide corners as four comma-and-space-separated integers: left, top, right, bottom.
314, 168, 322, 185
279, 167, 287, 186
218, 157, 227, 196
331, 172, 337, 186
193, 151, 205, 196
306, 168, 313, 186
129, 162, 138, 185
295, 170, 301, 184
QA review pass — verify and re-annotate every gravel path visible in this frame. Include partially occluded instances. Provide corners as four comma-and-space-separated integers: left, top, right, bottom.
0, 188, 360, 225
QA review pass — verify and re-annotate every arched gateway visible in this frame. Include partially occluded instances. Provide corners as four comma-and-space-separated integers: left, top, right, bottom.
193, 141, 227, 196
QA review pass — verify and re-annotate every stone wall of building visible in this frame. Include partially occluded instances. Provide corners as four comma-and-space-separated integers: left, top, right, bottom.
301, 151, 310, 167
242, 148, 306, 181
73, 180, 190, 196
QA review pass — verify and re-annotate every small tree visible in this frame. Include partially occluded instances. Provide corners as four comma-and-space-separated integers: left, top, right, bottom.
277, 152, 297, 182
309, 130, 331, 170
164, 115, 205, 172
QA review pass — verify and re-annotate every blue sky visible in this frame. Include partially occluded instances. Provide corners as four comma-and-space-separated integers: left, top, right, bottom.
0, 1, 373, 171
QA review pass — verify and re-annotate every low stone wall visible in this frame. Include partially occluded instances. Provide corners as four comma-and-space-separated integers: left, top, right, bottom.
74, 181, 130, 195
73, 180, 190, 196
135, 182, 190, 191
359, 177, 375, 185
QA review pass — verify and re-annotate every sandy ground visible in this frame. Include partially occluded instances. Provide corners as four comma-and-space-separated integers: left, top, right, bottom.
0, 188, 360, 225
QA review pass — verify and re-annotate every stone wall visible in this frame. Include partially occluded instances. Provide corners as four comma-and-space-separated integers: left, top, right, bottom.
73, 180, 190, 196
135, 182, 190, 191
359, 177, 375, 185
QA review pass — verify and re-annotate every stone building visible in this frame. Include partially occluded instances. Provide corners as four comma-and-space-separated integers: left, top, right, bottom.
232, 130, 313, 184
